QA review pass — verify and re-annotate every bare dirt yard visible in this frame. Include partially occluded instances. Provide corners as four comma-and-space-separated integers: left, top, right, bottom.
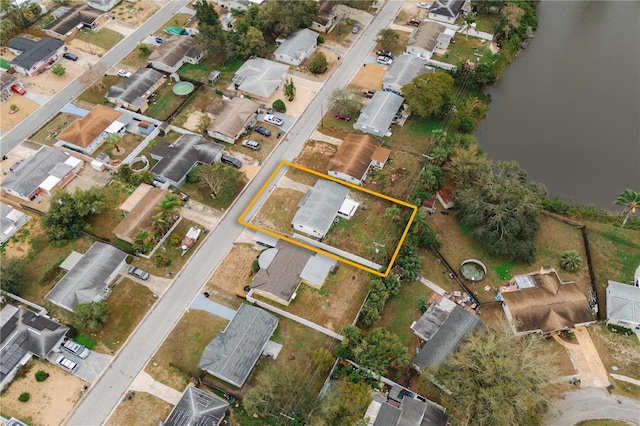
205, 243, 261, 297
106, 391, 173, 426
110, 0, 160, 28
287, 140, 337, 185
252, 188, 306, 235
1, 359, 88, 426
0, 95, 39, 132
349, 63, 386, 91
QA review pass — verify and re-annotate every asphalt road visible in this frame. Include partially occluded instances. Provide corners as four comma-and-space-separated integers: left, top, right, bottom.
66, 1, 403, 424
547, 388, 640, 426
0, 0, 189, 153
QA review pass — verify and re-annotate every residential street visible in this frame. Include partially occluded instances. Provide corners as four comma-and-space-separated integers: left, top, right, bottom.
547, 388, 640, 426
66, 1, 404, 425
0, 1, 189, 152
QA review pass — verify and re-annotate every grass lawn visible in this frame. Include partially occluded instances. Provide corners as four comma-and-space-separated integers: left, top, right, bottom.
363, 149, 423, 201
576, 421, 632, 426
106, 392, 173, 426
96, 133, 145, 160
386, 116, 444, 155
76, 28, 123, 51
432, 36, 492, 67
159, 13, 193, 32
77, 76, 122, 105
120, 45, 152, 68
30, 113, 81, 145
374, 31, 410, 58
472, 14, 501, 34
94, 278, 157, 353
171, 86, 217, 127
180, 165, 248, 211
177, 62, 211, 83
146, 310, 229, 391
145, 81, 188, 121
252, 187, 305, 235
86, 181, 133, 241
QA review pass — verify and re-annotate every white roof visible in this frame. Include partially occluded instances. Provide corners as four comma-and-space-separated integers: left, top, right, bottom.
64, 156, 82, 168
338, 198, 359, 218
39, 175, 61, 191
105, 121, 126, 134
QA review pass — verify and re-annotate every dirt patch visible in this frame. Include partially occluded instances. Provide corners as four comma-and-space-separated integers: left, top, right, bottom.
1, 359, 88, 426
2, 213, 38, 259
110, 0, 160, 28
252, 188, 305, 235
0, 95, 40, 132
106, 391, 173, 426
205, 243, 261, 297
67, 38, 106, 57
181, 110, 206, 132
349, 63, 386, 91
364, 149, 423, 200
287, 140, 337, 184
262, 73, 322, 118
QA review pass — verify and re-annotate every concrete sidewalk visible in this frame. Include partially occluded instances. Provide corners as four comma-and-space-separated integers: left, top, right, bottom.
419, 277, 446, 296
129, 371, 182, 405
190, 294, 236, 320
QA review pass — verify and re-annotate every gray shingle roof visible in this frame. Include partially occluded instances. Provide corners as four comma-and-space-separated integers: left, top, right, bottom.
8, 37, 64, 70
355, 91, 404, 136
430, 0, 466, 18
607, 280, 640, 325
233, 58, 288, 99
148, 35, 203, 68
374, 395, 449, 426
413, 306, 482, 370
150, 134, 224, 185
44, 4, 105, 36
292, 179, 349, 238
1, 147, 70, 198
383, 54, 433, 91
106, 68, 165, 105
164, 386, 229, 426
46, 242, 127, 311
274, 29, 317, 62
374, 403, 402, 426
198, 304, 279, 388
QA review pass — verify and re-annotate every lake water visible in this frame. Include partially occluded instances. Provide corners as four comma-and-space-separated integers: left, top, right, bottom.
475, 1, 640, 209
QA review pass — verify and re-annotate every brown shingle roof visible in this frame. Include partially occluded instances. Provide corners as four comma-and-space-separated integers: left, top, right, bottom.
113, 186, 166, 242
327, 133, 380, 181
148, 36, 203, 68
58, 105, 121, 148
45, 4, 105, 36
408, 21, 446, 52
206, 97, 258, 139
371, 146, 391, 164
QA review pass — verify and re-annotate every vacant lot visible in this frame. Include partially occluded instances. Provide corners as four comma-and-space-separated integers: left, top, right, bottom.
110, 0, 159, 27
363, 149, 423, 200
106, 391, 173, 426
0, 95, 40, 132
76, 28, 123, 51
432, 36, 493, 66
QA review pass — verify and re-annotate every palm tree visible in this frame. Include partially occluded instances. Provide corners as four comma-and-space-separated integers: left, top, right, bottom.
283, 78, 296, 101
560, 250, 583, 272
615, 188, 640, 232
462, 13, 476, 39
158, 194, 181, 223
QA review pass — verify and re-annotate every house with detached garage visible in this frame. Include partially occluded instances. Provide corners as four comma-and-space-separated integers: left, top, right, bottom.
606, 280, 640, 329
327, 133, 390, 186
274, 29, 318, 67
7, 37, 65, 77
428, 0, 471, 24
106, 68, 166, 113
205, 97, 259, 143
56, 105, 125, 155
46, 242, 127, 311
44, 4, 108, 40
382, 54, 434, 95
232, 58, 288, 101
148, 36, 204, 73
406, 21, 447, 60
354, 91, 404, 138
199, 304, 279, 388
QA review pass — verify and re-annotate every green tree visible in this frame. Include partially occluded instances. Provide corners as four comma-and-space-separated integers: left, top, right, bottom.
256, 0, 318, 38
560, 250, 583, 272
195, 1, 231, 64
52, 63, 66, 76
395, 243, 423, 281
444, 144, 489, 187
238, 26, 266, 58
427, 321, 557, 426
357, 328, 410, 375
0, 256, 27, 295
42, 188, 105, 244
614, 188, 640, 232
462, 12, 476, 38
272, 99, 286, 113
117, 163, 133, 183
133, 229, 154, 254
157, 194, 181, 223
310, 379, 372, 425
197, 162, 242, 200
329, 87, 360, 116
104, 133, 123, 154
408, 210, 439, 248
73, 302, 109, 333
377, 28, 399, 48
420, 165, 444, 192
283, 77, 296, 101
402, 73, 455, 119
195, 0, 220, 26
308, 51, 328, 74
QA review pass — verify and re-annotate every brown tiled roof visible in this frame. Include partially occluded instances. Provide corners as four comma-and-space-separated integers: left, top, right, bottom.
408, 21, 446, 51
57, 105, 121, 148
327, 133, 379, 181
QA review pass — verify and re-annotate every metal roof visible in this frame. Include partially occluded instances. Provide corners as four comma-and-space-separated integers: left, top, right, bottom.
355, 91, 404, 137
292, 179, 349, 238
607, 280, 640, 324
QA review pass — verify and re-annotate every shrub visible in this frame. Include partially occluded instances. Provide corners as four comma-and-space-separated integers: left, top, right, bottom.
170, 234, 182, 247
317, 35, 324, 44
65, 324, 78, 339
559, 250, 583, 272
251, 259, 260, 274
309, 51, 328, 74
272, 99, 286, 113
138, 43, 149, 54
52, 63, 65, 76
18, 392, 30, 402
35, 370, 49, 382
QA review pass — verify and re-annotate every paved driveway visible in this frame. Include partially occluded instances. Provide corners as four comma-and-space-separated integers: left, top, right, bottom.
547, 388, 640, 426
48, 349, 112, 384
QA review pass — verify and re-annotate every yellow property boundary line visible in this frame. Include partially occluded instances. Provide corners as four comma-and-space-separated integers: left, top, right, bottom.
238, 161, 417, 277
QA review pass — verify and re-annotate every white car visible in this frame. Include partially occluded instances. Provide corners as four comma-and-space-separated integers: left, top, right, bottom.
417, 2, 430, 9
117, 69, 132, 78
376, 56, 393, 65
242, 139, 261, 150
263, 114, 284, 126
56, 355, 79, 373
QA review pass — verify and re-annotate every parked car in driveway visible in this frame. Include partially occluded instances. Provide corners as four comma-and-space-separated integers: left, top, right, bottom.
376, 56, 393, 65
363, 90, 375, 99
56, 355, 79, 373
263, 114, 284, 126
63, 340, 90, 359
241, 139, 261, 150
117, 69, 132, 78
335, 111, 351, 121
352, 24, 360, 34
221, 154, 242, 168
63, 52, 78, 61
10, 84, 25, 95
417, 2, 430, 9
155, 36, 167, 44
407, 18, 421, 27
128, 266, 149, 280
376, 50, 395, 59
254, 125, 271, 137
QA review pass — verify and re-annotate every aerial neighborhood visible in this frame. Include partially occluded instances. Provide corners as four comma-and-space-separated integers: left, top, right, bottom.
0, 0, 639, 425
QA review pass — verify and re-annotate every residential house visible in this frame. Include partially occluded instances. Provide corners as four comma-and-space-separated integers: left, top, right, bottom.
428, 0, 471, 24
7, 37, 65, 77
354, 91, 404, 137
163, 386, 229, 426
218, 0, 264, 12
274, 29, 318, 67
411, 299, 482, 371
113, 183, 167, 244
198, 304, 279, 388
406, 21, 447, 59
86, 0, 121, 12
56, 105, 124, 155
311, 0, 338, 33
232, 58, 289, 101
436, 27, 457, 51
150, 134, 224, 187
606, 280, 640, 329
249, 239, 337, 305
382, 53, 434, 94
148, 36, 204, 73
0, 203, 30, 245
1, 69, 17, 103
500, 267, 596, 335
44, 4, 108, 40
292, 179, 358, 239
1, 147, 82, 201
106, 68, 166, 113
327, 133, 390, 186
0, 306, 69, 391
436, 188, 454, 209
365, 387, 448, 426
46, 242, 127, 312
205, 97, 259, 143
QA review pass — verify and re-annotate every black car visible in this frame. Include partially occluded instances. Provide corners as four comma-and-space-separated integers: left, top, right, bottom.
221, 154, 242, 168
254, 125, 271, 137
155, 36, 167, 44
63, 52, 78, 61
376, 50, 395, 59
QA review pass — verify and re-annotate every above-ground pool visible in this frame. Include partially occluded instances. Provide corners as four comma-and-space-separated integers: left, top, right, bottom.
460, 259, 487, 282
172, 81, 195, 97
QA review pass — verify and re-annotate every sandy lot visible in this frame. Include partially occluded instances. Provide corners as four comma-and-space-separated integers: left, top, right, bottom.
0, 95, 40, 132
205, 243, 260, 297
349, 63, 386, 90
110, 0, 160, 28
106, 391, 173, 426
1, 359, 88, 426
1, 210, 38, 259
263, 73, 323, 119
